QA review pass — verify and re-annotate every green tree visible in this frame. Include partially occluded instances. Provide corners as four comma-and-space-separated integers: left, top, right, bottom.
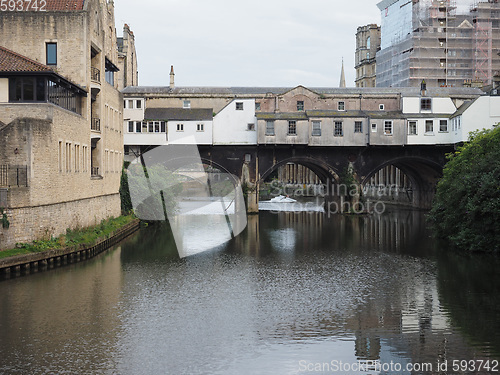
428, 127, 500, 252
119, 162, 133, 215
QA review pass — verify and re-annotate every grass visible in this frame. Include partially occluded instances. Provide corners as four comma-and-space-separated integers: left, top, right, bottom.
0, 215, 135, 260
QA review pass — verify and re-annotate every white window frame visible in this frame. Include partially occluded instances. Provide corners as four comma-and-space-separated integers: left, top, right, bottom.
354, 121, 363, 133
425, 119, 434, 134
312, 121, 321, 136
334, 121, 343, 137
177, 123, 184, 132
236, 102, 244, 110
379, 104, 385, 111
265, 120, 275, 136
384, 120, 393, 135
420, 98, 432, 111
408, 120, 417, 135
288, 120, 297, 136
183, 100, 191, 109
197, 123, 204, 132
439, 119, 448, 132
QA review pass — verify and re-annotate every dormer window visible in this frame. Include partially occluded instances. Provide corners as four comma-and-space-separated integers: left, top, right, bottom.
421, 98, 432, 111
183, 100, 191, 109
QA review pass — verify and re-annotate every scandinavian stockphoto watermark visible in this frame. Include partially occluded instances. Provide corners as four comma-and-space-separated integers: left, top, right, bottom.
126, 140, 247, 258
264, 179, 394, 216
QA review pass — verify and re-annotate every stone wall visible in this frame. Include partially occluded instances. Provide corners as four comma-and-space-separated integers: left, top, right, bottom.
0, 193, 120, 250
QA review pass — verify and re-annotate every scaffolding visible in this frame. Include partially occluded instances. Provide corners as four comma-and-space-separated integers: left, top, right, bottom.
471, 1, 494, 84
376, 0, 500, 87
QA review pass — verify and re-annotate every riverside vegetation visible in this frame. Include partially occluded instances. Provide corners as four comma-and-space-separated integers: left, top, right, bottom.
429, 127, 500, 253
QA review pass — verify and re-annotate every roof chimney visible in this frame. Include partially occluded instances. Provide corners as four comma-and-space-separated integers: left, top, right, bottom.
170, 65, 175, 89
421, 79, 427, 96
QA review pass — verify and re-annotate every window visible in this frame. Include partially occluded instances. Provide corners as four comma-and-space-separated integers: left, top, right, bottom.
127, 100, 134, 109
46, 43, 57, 65
366, 36, 371, 49
155, 122, 160, 133
197, 123, 204, 132
312, 121, 321, 136
265, 121, 275, 136
142, 122, 148, 133
288, 120, 297, 135
354, 121, 363, 133
161, 122, 166, 133
384, 121, 393, 135
58, 141, 63, 172
425, 120, 434, 133
371, 123, 377, 132
105, 70, 114, 86
408, 121, 417, 135
236, 102, 244, 110
379, 104, 385, 111
148, 122, 154, 133
9, 76, 46, 102
247, 123, 255, 131
105, 58, 116, 86
421, 98, 432, 111
334, 121, 343, 136
123, 100, 127, 109
338, 101, 345, 111
183, 100, 191, 109
128, 121, 134, 132
136, 121, 142, 133
297, 101, 304, 111
255, 102, 261, 111
439, 119, 448, 132
136, 100, 142, 109
177, 123, 184, 131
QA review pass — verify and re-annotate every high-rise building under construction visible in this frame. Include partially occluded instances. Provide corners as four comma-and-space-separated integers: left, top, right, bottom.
376, 0, 500, 88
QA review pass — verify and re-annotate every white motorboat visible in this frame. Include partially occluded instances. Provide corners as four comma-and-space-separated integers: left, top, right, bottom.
268, 195, 297, 203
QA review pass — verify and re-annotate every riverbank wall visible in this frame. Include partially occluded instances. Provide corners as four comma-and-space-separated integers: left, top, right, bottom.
0, 218, 140, 279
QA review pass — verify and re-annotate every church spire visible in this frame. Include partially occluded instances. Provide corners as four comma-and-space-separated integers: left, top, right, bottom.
339, 58, 346, 88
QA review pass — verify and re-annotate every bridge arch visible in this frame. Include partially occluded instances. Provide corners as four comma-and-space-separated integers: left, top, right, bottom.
360, 157, 443, 209
258, 156, 340, 186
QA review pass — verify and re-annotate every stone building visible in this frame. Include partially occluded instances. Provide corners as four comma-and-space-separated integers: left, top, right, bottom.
117, 24, 139, 90
355, 24, 381, 88
0, 0, 126, 249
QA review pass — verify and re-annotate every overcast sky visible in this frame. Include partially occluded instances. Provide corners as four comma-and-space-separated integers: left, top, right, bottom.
114, 0, 382, 88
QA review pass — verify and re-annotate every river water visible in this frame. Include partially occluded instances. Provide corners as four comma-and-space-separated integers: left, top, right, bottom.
1, 206, 499, 374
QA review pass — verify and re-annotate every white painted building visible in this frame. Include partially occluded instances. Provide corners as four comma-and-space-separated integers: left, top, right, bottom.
451, 96, 500, 142
403, 95, 461, 145
213, 99, 257, 145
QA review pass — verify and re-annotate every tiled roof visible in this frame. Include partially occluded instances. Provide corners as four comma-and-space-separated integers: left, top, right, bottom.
144, 108, 213, 121
45, 0, 85, 10
0, 46, 52, 73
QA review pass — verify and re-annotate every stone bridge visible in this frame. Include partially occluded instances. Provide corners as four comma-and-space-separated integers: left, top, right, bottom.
192, 144, 454, 212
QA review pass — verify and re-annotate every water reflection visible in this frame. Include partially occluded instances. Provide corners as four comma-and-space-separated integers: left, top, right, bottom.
0, 209, 499, 374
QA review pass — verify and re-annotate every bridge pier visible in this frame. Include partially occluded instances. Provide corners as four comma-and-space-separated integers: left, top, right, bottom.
246, 187, 259, 214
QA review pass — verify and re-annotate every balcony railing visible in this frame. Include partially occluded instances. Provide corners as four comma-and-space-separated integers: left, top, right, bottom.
91, 167, 100, 177
0, 165, 28, 188
91, 67, 101, 83
91, 118, 101, 132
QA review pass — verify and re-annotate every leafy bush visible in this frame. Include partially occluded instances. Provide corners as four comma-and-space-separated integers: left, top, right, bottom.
428, 127, 500, 252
